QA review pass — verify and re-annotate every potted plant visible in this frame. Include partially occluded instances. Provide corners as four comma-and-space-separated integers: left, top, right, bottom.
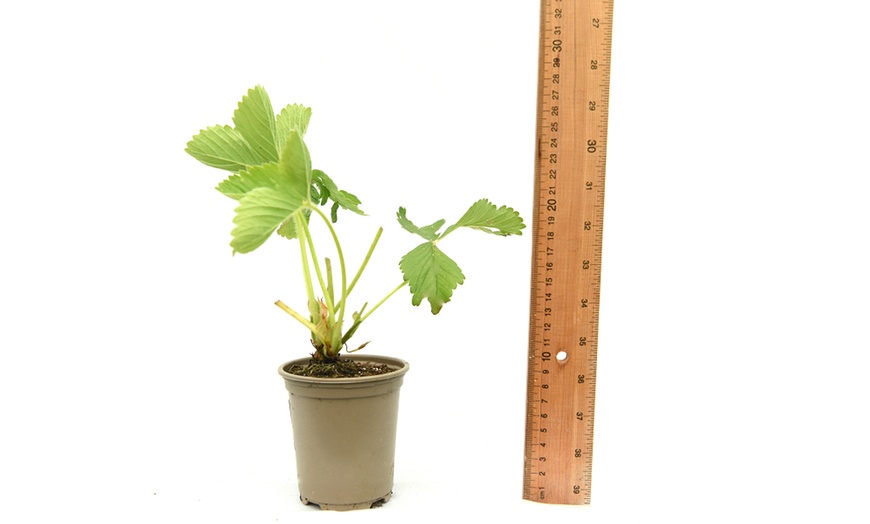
185, 86, 525, 510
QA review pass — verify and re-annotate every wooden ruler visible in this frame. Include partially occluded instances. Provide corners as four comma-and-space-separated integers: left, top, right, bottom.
524, 0, 614, 505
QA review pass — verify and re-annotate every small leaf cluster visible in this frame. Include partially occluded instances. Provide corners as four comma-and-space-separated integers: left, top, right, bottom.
186, 86, 524, 360
397, 200, 525, 314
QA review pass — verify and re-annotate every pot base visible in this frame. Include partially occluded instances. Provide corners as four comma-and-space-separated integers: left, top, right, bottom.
301, 492, 391, 511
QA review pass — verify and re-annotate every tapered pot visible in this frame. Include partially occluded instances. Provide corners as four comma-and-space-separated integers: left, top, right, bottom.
278, 355, 409, 511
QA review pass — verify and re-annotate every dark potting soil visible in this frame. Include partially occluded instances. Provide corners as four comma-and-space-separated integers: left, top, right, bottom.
286, 358, 394, 378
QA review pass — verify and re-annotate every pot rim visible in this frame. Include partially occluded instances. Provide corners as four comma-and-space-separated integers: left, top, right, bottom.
278, 354, 410, 386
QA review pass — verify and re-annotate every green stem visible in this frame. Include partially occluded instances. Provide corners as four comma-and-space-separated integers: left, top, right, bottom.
325, 258, 335, 307
295, 211, 318, 322
360, 281, 409, 323
308, 206, 348, 352
346, 227, 383, 298
275, 300, 319, 332
299, 212, 335, 317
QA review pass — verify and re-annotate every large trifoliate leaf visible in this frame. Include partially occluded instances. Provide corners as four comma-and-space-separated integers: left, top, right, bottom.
215, 131, 309, 200
231, 188, 303, 254
226, 132, 310, 252
185, 125, 261, 172
232, 85, 279, 163
442, 198, 525, 237
399, 242, 466, 314
396, 207, 445, 241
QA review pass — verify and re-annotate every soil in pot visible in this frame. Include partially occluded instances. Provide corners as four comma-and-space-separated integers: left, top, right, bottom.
285, 357, 394, 378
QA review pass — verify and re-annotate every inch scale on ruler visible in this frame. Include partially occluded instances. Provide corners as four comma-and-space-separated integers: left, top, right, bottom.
524, 0, 613, 505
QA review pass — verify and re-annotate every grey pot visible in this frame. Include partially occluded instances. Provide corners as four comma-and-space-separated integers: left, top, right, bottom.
278, 355, 410, 511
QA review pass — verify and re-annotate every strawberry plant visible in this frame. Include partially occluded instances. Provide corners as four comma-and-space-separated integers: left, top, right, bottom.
186, 86, 525, 364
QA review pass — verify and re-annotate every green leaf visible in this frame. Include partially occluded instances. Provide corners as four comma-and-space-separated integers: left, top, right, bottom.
267, 131, 313, 243
216, 162, 284, 200
185, 125, 261, 172
396, 207, 445, 241
442, 198, 526, 238
280, 130, 312, 191
399, 242, 466, 314
312, 170, 364, 216
227, 132, 310, 252
276, 209, 310, 240
277, 209, 311, 240
232, 85, 279, 163
276, 216, 298, 240
310, 180, 327, 206
216, 131, 311, 203
276, 104, 312, 149
231, 187, 303, 254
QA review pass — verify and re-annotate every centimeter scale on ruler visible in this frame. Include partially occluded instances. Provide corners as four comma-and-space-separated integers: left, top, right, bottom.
523, 0, 613, 505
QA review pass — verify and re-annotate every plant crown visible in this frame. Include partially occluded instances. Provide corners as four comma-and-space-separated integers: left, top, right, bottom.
186, 86, 525, 361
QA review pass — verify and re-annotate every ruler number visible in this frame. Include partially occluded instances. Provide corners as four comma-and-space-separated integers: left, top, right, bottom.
587, 140, 597, 153
592, 18, 600, 28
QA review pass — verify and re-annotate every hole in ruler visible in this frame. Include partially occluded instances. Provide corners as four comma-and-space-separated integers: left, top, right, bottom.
556, 351, 568, 363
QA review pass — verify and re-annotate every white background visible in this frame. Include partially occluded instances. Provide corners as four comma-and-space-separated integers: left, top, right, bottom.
2, 1, 868, 522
